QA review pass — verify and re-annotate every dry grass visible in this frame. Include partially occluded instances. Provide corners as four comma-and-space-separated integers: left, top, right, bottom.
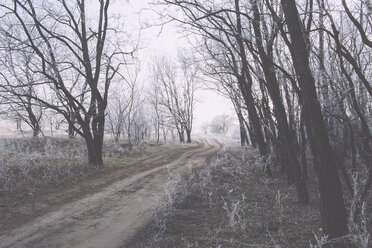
0, 137, 166, 196
0, 137, 88, 195
126, 146, 325, 248
127, 144, 372, 248
103, 141, 175, 169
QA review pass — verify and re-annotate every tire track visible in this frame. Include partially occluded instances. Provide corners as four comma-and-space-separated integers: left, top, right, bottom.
0, 138, 221, 248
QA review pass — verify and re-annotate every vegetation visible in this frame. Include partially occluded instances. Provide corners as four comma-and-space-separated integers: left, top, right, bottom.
0, 137, 166, 196
156, 0, 372, 243
127, 146, 368, 248
0, 0, 371, 246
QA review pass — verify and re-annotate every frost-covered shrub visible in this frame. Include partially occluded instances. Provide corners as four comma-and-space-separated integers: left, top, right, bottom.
153, 167, 194, 241
0, 137, 88, 194
142, 145, 262, 247
310, 167, 370, 248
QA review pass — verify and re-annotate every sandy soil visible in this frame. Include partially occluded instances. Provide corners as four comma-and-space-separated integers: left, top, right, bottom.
0, 138, 221, 248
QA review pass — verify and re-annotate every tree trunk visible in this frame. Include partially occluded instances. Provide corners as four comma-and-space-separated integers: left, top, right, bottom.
245, 119, 256, 148
156, 122, 160, 143
85, 99, 105, 167
178, 128, 185, 143
251, 1, 308, 203
86, 137, 103, 166
33, 123, 40, 138
300, 111, 308, 179
186, 129, 192, 143
162, 127, 167, 142
237, 112, 248, 146
281, 0, 348, 238
68, 121, 76, 138
16, 119, 21, 130
83, 120, 103, 167
25, 105, 41, 138
235, 0, 267, 156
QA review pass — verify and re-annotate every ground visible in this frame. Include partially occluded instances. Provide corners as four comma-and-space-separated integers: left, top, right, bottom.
125, 146, 324, 248
0, 138, 221, 248
0, 137, 369, 248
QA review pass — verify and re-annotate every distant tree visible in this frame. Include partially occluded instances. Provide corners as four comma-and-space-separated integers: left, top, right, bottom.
0, 48, 43, 138
148, 78, 170, 143
151, 51, 199, 143
107, 64, 141, 143
201, 123, 209, 134
162, 0, 268, 155
130, 104, 151, 144
209, 114, 233, 134
107, 87, 131, 142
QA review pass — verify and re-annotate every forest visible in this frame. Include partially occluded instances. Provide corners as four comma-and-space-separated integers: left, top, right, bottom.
0, 0, 371, 247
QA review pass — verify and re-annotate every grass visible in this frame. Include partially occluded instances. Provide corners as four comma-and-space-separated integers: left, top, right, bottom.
0, 137, 190, 235
127, 144, 372, 247
0, 137, 167, 198
0, 137, 87, 194
126, 146, 328, 248
103, 141, 168, 169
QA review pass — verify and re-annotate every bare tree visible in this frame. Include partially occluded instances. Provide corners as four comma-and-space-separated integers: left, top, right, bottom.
0, 0, 135, 166
161, 0, 269, 155
280, 0, 348, 238
106, 64, 140, 143
159, 0, 372, 241
0, 46, 43, 138
209, 114, 233, 134
106, 85, 131, 143
177, 50, 198, 143
151, 52, 198, 143
148, 77, 170, 143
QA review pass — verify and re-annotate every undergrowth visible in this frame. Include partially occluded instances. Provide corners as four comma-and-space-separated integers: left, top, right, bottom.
0, 137, 153, 195
127, 145, 370, 248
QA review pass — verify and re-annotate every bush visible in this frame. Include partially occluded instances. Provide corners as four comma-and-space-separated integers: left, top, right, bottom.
0, 137, 88, 194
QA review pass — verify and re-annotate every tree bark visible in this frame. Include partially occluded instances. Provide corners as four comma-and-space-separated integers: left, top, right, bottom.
245, 119, 256, 148
237, 112, 248, 146
85, 137, 103, 166
251, 1, 308, 203
178, 128, 185, 143
83, 113, 105, 167
281, 0, 348, 238
234, 0, 267, 156
186, 129, 192, 143
300, 110, 308, 179
68, 122, 76, 139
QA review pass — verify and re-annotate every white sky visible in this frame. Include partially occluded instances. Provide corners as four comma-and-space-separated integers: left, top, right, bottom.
116, 0, 235, 131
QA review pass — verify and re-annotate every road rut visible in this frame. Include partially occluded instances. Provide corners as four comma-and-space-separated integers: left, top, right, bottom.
0, 138, 221, 248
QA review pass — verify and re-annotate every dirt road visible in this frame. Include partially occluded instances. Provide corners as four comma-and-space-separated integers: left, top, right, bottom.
0, 138, 221, 248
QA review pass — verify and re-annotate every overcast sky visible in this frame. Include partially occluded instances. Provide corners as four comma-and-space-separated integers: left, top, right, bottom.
117, 0, 235, 131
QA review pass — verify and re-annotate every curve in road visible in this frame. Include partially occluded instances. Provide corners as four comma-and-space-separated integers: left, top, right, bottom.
0, 138, 221, 248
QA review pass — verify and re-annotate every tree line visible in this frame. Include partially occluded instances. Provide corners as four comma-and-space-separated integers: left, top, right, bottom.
0, 0, 371, 243
159, 0, 372, 242
0, 1, 198, 168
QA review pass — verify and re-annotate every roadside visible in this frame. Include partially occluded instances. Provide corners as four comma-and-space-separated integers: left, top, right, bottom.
0, 138, 220, 248
125, 145, 323, 248
0, 139, 198, 234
